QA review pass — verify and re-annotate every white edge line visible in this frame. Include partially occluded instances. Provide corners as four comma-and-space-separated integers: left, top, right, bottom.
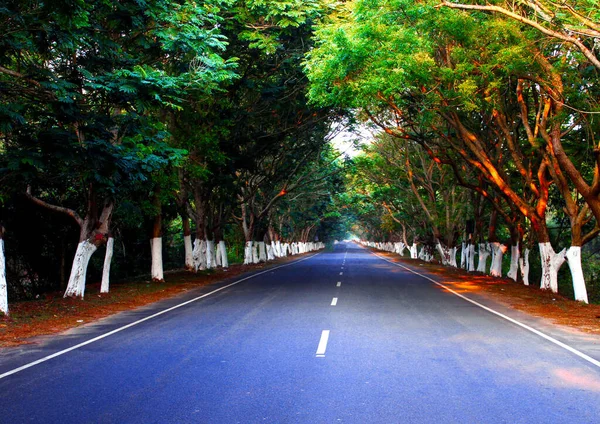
0, 253, 321, 380
316, 330, 330, 356
370, 251, 600, 369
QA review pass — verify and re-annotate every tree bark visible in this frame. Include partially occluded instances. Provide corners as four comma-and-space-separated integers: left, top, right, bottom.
0, 228, 8, 316
100, 236, 114, 293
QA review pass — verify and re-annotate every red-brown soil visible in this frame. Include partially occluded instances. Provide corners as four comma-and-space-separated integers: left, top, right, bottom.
375, 250, 600, 336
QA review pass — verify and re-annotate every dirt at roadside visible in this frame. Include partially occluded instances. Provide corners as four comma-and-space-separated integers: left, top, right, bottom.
0, 257, 301, 348
375, 250, 600, 336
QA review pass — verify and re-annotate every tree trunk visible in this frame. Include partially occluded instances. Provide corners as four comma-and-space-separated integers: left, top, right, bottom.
0, 230, 8, 316
507, 244, 520, 281
489, 242, 507, 277
150, 237, 164, 282
244, 241, 254, 265
182, 216, 194, 271
477, 243, 490, 273
218, 240, 229, 268
566, 246, 588, 303
258, 241, 267, 262
100, 236, 114, 293
150, 195, 164, 282
64, 240, 98, 298
206, 240, 217, 269
193, 239, 207, 270
519, 248, 530, 286
538, 242, 566, 293
410, 243, 418, 259
252, 242, 259, 264
436, 242, 457, 267
467, 243, 476, 272
460, 242, 467, 269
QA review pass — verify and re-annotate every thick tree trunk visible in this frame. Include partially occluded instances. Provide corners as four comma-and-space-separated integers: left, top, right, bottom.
267, 243, 275, 260
489, 242, 507, 277
519, 248, 530, 286
410, 243, 418, 259
566, 246, 588, 303
538, 242, 566, 293
460, 242, 467, 269
64, 240, 98, 298
150, 237, 164, 282
193, 239, 208, 270
100, 236, 114, 293
258, 241, 267, 262
507, 244, 520, 281
218, 240, 229, 268
206, 240, 216, 269
244, 241, 253, 265
0, 233, 8, 316
477, 243, 490, 273
436, 242, 457, 267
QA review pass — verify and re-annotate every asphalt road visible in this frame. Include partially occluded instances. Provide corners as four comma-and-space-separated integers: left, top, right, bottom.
2, 242, 600, 423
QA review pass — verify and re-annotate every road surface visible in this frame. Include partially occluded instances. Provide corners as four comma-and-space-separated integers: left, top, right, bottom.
1, 242, 600, 423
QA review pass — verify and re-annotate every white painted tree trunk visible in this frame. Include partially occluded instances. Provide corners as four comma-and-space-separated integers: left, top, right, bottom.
150, 237, 164, 281
489, 242, 507, 277
206, 240, 216, 269
258, 241, 267, 262
566, 247, 588, 303
184, 235, 194, 270
436, 243, 456, 267
218, 240, 229, 268
477, 243, 490, 273
467, 244, 476, 272
267, 244, 275, 261
244, 241, 253, 265
275, 241, 282, 257
0, 239, 8, 315
193, 239, 208, 270
100, 237, 114, 293
519, 248, 530, 286
64, 240, 98, 298
460, 242, 466, 269
252, 243, 259, 264
538, 242, 566, 293
291, 243, 298, 255
410, 243, 418, 259
507, 245, 519, 281
281, 243, 289, 257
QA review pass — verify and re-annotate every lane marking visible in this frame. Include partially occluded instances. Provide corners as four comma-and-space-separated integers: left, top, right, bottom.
339, 272, 343, 276
336, 282, 341, 287
370, 251, 600, 369
331, 297, 338, 306
0, 253, 321, 380
316, 330, 330, 357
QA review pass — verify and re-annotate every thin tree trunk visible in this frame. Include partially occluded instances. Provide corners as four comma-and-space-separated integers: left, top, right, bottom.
182, 215, 194, 271
519, 248, 530, 286
100, 236, 114, 293
0, 228, 8, 316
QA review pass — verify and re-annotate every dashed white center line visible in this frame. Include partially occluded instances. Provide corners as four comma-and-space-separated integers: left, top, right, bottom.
336, 282, 341, 287
316, 330, 330, 357
331, 297, 338, 306
339, 272, 343, 275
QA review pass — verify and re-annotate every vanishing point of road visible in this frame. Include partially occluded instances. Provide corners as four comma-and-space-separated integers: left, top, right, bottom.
1, 242, 600, 423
